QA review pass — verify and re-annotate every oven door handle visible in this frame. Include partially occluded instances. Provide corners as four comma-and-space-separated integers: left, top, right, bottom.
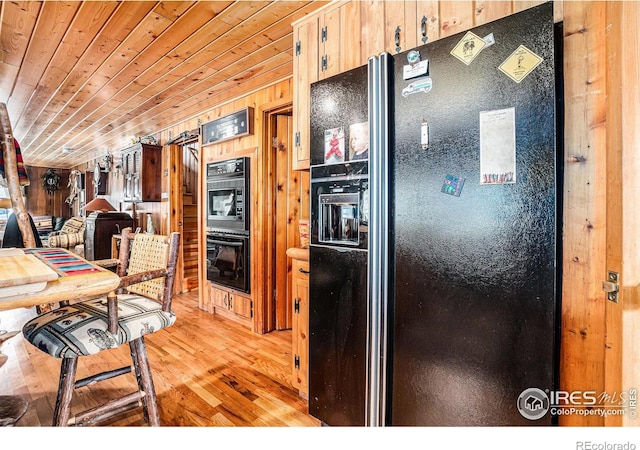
207, 237, 243, 247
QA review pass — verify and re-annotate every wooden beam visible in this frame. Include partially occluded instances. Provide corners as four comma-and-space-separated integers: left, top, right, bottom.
0, 102, 35, 248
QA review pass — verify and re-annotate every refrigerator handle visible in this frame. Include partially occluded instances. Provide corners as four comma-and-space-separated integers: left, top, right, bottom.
366, 52, 391, 427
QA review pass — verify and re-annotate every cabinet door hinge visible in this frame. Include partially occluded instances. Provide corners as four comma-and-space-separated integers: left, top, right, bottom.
295, 131, 301, 147
295, 40, 301, 56
250, 301, 254, 318
294, 355, 300, 369
321, 55, 328, 72
321, 26, 327, 42
294, 298, 300, 314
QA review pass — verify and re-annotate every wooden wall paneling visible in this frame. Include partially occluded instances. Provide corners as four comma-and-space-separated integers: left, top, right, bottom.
24, 166, 71, 218
360, 1, 386, 63
621, 0, 640, 427
299, 170, 310, 222
560, 1, 610, 426
603, 0, 624, 427
438, 1, 473, 38
473, 1, 512, 26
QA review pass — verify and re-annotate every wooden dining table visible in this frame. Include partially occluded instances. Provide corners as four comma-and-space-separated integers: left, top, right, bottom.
0, 247, 121, 425
0, 247, 120, 311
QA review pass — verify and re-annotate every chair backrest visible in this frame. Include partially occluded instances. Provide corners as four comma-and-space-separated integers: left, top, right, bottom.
118, 228, 180, 311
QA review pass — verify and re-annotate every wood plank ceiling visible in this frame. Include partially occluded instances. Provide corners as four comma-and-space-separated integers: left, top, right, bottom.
0, 1, 327, 169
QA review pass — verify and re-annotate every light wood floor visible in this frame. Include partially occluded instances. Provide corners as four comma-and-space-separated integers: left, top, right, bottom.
0, 290, 320, 427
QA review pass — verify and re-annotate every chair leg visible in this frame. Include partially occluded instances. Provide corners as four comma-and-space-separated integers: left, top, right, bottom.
129, 337, 160, 426
53, 357, 78, 426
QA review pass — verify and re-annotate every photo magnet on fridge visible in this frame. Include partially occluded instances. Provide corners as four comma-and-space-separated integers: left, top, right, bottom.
348, 122, 369, 161
324, 126, 345, 164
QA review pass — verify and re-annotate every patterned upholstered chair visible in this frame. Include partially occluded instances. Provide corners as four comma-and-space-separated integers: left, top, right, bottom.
47, 216, 85, 250
22, 228, 180, 426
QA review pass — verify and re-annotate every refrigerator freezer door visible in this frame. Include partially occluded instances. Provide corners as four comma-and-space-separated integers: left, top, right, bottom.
309, 63, 370, 426
309, 246, 368, 426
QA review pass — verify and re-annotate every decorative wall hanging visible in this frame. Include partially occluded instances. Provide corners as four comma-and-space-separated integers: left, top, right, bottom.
41, 168, 61, 194
65, 169, 82, 206
201, 107, 254, 146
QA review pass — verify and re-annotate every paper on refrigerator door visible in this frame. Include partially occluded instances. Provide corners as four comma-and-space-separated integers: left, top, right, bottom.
479, 107, 516, 185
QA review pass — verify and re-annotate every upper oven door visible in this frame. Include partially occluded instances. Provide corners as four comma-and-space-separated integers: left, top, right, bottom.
206, 179, 247, 233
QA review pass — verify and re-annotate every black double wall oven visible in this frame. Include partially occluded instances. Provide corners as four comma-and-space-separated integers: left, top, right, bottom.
206, 157, 250, 293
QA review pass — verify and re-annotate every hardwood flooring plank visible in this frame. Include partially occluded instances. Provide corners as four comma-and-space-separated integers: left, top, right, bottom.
1, 290, 318, 426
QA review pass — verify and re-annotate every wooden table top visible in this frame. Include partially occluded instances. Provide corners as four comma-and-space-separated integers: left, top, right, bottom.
0, 249, 58, 298
0, 248, 120, 311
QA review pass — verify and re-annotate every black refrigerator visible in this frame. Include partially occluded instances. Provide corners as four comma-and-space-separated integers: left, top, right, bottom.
308, 3, 561, 426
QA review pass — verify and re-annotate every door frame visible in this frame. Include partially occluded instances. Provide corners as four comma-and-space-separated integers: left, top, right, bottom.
257, 98, 294, 333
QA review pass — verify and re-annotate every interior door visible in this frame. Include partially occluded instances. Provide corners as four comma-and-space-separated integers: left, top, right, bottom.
273, 111, 293, 330
389, 3, 560, 426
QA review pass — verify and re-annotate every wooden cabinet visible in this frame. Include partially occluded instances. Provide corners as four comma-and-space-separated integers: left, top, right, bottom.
290, 1, 447, 170
292, 16, 318, 170
289, 250, 309, 396
210, 284, 253, 321
122, 143, 162, 202
291, 2, 368, 171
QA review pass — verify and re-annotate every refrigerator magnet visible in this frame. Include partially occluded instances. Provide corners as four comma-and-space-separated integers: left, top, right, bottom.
401, 77, 433, 97
441, 174, 465, 197
324, 127, 345, 164
498, 45, 544, 83
348, 122, 369, 161
421, 120, 429, 150
450, 31, 487, 65
403, 50, 429, 80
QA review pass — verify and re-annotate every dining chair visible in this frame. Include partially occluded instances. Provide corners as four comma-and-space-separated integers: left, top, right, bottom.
22, 228, 180, 426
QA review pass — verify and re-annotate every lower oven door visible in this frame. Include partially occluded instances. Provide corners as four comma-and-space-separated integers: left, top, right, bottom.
206, 233, 249, 293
